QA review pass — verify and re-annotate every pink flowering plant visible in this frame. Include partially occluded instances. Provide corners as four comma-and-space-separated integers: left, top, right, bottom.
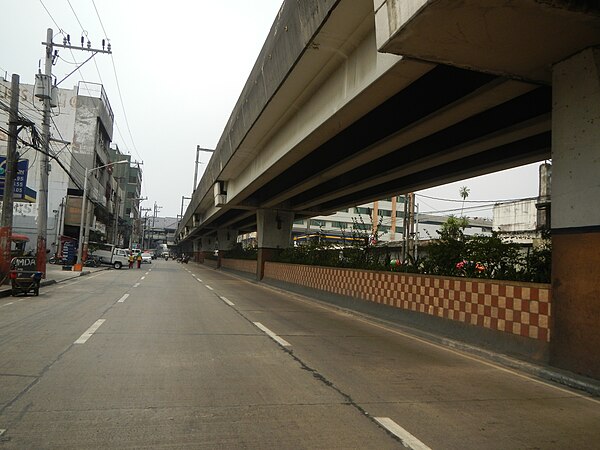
455, 259, 487, 278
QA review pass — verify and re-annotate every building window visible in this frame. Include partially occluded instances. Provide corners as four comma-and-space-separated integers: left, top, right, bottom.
293, 219, 305, 225
330, 221, 348, 229
356, 207, 371, 215
379, 209, 391, 217
310, 219, 326, 227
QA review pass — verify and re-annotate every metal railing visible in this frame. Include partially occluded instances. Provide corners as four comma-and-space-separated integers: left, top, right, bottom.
76, 81, 114, 122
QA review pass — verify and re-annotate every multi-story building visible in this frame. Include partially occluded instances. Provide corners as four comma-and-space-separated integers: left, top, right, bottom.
0, 76, 133, 255
293, 196, 492, 243
109, 145, 143, 248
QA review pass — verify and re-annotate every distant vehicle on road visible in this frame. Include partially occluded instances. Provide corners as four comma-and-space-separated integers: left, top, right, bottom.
141, 252, 152, 264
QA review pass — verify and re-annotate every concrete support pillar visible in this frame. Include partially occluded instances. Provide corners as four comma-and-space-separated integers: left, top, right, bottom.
217, 228, 238, 268
550, 47, 600, 378
201, 236, 215, 263
192, 238, 201, 263
256, 209, 294, 280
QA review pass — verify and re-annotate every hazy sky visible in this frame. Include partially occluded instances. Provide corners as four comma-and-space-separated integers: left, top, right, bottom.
1, 1, 542, 219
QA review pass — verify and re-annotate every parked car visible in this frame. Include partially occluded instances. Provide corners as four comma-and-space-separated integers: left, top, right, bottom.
91, 245, 130, 269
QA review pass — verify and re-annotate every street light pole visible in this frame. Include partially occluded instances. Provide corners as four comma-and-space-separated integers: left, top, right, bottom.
181, 196, 191, 218
76, 160, 128, 267
193, 146, 213, 193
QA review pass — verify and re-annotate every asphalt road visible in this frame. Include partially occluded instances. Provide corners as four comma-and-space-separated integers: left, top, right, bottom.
0, 260, 599, 449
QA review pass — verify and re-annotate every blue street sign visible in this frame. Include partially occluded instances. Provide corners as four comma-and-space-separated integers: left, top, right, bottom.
0, 157, 32, 201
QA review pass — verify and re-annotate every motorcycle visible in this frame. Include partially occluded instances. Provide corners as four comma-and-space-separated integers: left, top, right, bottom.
84, 255, 100, 267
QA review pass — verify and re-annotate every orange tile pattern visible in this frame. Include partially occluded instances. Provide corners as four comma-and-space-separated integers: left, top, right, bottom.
221, 258, 257, 274
264, 262, 552, 342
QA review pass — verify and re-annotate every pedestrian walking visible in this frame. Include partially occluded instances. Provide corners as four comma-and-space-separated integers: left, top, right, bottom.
128, 253, 134, 269
136, 252, 142, 269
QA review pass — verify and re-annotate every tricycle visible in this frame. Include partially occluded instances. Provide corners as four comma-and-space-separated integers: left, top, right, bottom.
9, 256, 43, 296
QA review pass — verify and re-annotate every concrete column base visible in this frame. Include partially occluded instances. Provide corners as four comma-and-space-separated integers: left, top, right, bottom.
257, 248, 280, 280
550, 229, 600, 378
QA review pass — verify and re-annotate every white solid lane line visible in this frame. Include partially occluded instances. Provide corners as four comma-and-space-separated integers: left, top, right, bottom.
253, 322, 291, 347
374, 418, 431, 450
74, 319, 106, 344
219, 296, 235, 306
117, 294, 129, 303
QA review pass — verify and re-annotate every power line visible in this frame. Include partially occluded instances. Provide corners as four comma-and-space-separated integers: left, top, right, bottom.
91, 0, 109, 38
39, 0, 62, 32
108, 55, 141, 160
67, 0, 86, 35
416, 192, 539, 204
89, 0, 141, 161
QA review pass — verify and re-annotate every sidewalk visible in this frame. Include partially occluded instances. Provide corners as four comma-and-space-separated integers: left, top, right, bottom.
0, 263, 109, 298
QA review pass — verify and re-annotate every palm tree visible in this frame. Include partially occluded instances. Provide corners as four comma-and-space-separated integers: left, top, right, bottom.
459, 186, 470, 216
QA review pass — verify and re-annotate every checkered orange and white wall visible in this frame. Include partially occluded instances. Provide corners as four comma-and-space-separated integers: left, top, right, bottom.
263, 262, 552, 342
221, 258, 257, 274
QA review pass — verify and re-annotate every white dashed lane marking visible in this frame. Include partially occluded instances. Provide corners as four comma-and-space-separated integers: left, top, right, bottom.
117, 294, 129, 303
374, 418, 431, 450
253, 322, 291, 348
219, 296, 235, 306
74, 319, 106, 344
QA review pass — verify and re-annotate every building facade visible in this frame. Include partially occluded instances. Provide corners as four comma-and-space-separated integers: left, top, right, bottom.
0, 76, 136, 256
292, 196, 492, 244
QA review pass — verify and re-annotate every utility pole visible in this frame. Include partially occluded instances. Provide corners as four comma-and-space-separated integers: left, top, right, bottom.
39, 28, 111, 271
407, 193, 415, 261
128, 196, 146, 250
140, 207, 151, 250
54, 197, 65, 258
152, 201, 162, 228
36, 28, 53, 274
402, 195, 409, 262
113, 192, 120, 245
0, 73, 20, 278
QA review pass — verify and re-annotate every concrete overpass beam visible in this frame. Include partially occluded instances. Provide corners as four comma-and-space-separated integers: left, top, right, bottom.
256, 209, 294, 280
551, 47, 600, 379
